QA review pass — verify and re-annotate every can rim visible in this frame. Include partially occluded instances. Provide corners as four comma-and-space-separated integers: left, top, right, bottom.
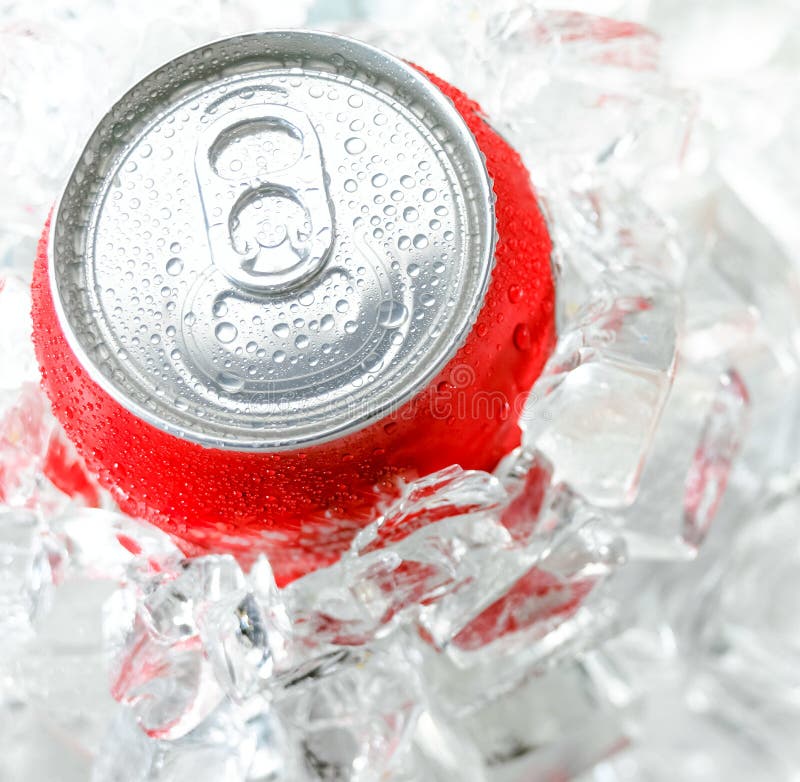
48, 29, 496, 451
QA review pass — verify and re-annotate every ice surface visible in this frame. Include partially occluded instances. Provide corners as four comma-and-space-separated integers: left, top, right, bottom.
1, 0, 799, 780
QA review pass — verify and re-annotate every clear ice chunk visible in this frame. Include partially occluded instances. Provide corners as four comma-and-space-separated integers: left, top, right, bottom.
521, 269, 679, 507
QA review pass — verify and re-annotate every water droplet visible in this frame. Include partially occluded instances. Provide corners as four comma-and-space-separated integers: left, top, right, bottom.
295, 335, 309, 349
344, 320, 358, 334
361, 353, 383, 373
273, 350, 286, 364
403, 207, 418, 222
215, 322, 237, 343
140, 144, 152, 158
398, 235, 411, 250
400, 175, 415, 188
407, 263, 420, 277
372, 173, 387, 187
183, 311, 196, 326
422, 188, 436, 202
166, 257, 183, 276
169, 242, 181, 253
344, 179, 357, 193
246, 341, 258, 353
413, 234, 429, 249
420, 293, 435, 307
273, 322, 290, 338
508, 285, 524, 304
513, 323, 532, 351
213, 300, 228, 317
216, 371, 244, 393
335, 299, 349, 313
299, 291, 315, 306
377, 300, 409, 328
345, 137, 366, 154
320, 314, 335, 331
348, 94, 364, 108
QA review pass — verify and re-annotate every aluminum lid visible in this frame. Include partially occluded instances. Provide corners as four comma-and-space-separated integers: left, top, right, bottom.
50, 30, 495, 450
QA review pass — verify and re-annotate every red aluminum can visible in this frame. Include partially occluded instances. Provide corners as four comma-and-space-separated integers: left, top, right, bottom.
31, 31, 555, 584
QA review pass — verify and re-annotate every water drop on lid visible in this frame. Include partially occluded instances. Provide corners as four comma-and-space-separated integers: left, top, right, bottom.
183, 311, 196, 326
320, 314, 335, 331
213, 300, 228, 317
169, 242, 181, 253
335, 299, 349, 313
413, 234, 429, 249
422, 188, 436, 202
398, 235, 411, 250
403, 207, 418, 222
272, 322, 290, 338
273, 350, 286, 364
344, 320, 358, 334
400, 175, 415, 188
372, 173, 387, 187
215, 322, 237, 343
344, 137, 366, 154
295, 335, 309, 349
362, 353, 383, 372
407, 263, 420, 277
420, 293, 435, 307
348, 94, 364, 108
377, 300, 409, 328
216, 371, 244, 393
344, 179, 357, 192
299, 291, 315, 306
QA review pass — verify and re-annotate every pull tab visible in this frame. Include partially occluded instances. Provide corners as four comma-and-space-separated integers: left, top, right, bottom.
195, 104, 335, 294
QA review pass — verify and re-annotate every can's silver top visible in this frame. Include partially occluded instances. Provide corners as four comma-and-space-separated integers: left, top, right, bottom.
50, 30, 495, 450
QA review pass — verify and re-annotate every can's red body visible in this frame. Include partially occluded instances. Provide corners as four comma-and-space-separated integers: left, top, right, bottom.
32, 69, 555, 585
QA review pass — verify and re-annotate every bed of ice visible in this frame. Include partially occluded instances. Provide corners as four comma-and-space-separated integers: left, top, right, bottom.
1, 1, 799, 780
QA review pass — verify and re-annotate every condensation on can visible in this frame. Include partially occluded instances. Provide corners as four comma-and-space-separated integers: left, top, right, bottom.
33, 31, 556, 583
